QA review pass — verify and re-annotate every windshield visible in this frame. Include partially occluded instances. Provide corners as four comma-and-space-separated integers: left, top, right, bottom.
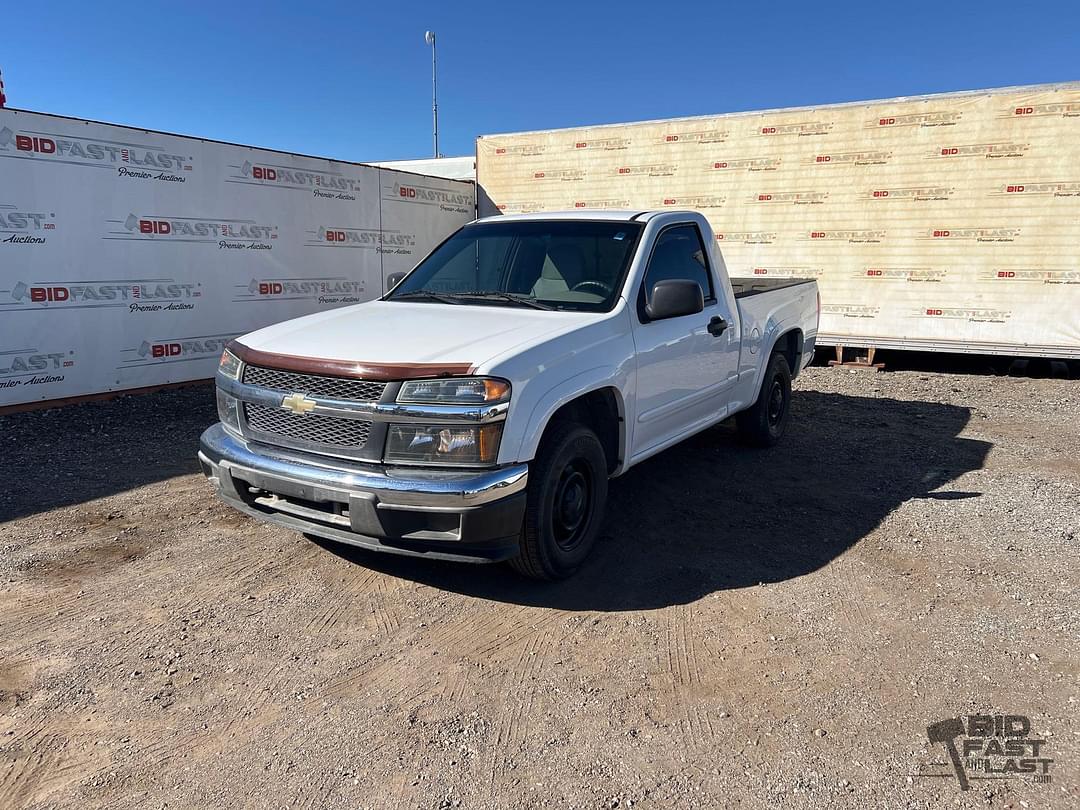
386, 219, 644, 312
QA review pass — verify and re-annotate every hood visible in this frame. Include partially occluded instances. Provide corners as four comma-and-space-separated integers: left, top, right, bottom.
235, 299, 602, 373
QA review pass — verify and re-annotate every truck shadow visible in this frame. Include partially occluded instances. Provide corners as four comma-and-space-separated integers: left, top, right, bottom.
318, 390, 991, 611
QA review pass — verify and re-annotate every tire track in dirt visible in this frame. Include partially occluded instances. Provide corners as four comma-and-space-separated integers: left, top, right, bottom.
0, 732, 66, 809
219, 662, 291, 742
305, 566, 395, 639
318, 604, 561, 705
484, 628, 557, 796
664, 603, 719, 756
117, 726, 210, 775
2, 588, 109, 644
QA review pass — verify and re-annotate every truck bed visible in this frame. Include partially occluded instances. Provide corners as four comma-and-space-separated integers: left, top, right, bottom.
729, 277, 816, 299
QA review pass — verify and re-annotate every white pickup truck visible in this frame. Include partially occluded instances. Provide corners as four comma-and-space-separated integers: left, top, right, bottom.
199, 210, 818, 579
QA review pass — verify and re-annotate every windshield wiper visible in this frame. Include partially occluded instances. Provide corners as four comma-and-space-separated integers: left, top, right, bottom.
452, 291, 555, 310
391, 289, 463, 305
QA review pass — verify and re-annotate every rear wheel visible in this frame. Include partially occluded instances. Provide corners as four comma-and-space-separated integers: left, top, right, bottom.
510, 421, 608, 580
736, 353, 792, 447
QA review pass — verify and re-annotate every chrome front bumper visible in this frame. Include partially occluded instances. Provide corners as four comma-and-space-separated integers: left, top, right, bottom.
198, 423, 528, 562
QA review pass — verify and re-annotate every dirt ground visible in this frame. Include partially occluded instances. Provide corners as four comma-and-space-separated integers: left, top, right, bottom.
1, 360, 1077, 809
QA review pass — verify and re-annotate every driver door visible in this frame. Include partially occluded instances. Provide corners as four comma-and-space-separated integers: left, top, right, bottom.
629, 223, 740, 461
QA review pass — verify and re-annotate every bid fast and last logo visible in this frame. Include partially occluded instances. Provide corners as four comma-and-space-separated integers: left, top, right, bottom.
0, 125, 192, 182
384, 182, 472, 214
917, 306, 1011, 323
0, 204, 56, 245
920, 227, 1021, 243
233, 277, 365, 306
226, 160, 364, 201
104, 213, 277, 250
981, 268, 1080, 284
0, 278, 201, 314
918, 714, 1054, 791
120, 334, 236, 368
304, 226, 415, 255
0, 346, 75, 390
868, 110, 962, 128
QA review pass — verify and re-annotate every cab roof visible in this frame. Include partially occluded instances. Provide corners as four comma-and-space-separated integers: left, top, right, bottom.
473, 209, 689, 225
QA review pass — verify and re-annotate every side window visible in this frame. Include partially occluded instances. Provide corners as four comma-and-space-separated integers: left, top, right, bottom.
642, 224, 714, 307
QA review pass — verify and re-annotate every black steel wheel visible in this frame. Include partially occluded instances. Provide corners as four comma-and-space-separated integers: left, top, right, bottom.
736, 352, 792, 447
510, 422, 608, 580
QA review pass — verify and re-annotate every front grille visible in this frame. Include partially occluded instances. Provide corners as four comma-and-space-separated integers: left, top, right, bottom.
242, 364, 387, 402
244, 403, 372, 449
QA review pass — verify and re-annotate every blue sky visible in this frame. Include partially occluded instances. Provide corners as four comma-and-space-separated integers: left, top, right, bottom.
4, 1, 1077, 162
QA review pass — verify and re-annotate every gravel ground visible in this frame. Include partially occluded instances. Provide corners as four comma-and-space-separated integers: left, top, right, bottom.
0, 362, 1077, 809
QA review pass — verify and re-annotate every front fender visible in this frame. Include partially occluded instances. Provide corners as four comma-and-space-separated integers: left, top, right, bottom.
503, 365, 630, 467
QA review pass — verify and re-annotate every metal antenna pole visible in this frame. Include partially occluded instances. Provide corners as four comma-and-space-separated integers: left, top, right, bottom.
425, 31, 439, 158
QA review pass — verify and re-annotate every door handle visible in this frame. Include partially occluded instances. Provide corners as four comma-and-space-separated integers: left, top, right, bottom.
707, 316, 728, 337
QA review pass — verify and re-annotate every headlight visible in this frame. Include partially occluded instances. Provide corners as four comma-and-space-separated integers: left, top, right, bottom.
216, 390, 241, 434
397, 377, 510, 405
384, 423, 503, 466
218, 348, 242, 381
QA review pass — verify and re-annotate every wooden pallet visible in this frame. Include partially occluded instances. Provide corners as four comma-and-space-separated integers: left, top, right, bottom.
827, 345, 885, 370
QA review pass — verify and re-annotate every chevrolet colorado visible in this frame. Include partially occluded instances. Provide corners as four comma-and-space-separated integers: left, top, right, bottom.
199, 210, 819, 579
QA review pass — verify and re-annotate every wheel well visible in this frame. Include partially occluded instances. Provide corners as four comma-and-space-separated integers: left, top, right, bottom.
773, 329, 803, 377
545, 388, 622, 475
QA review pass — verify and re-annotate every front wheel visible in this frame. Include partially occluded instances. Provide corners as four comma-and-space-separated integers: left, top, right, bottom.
736, 353, 792, 447
510, 422, 608, 580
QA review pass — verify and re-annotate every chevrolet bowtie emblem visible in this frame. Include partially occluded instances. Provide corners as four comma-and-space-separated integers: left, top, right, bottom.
281, 393, 317, 415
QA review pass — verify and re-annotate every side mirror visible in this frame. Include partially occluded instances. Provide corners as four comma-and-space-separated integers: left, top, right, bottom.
385, 272, 408, 292
645, 279, 704, 321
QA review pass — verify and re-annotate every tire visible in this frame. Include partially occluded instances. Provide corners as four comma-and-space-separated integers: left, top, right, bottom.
736, 353, 792, 447
509, 421, 608, 580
